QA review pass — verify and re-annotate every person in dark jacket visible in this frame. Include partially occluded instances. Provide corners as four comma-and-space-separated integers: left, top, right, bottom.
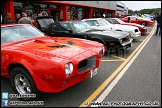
3, 13, 14, 24
15, 13, 21, 24
116, 13, 120, 18
128, 16, 131, 23
155, 11, 161, 36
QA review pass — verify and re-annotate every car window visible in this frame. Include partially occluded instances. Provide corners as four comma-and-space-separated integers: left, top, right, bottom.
51, 23, 72, 31
130, 17, 136, 20
1, 25, 45, 44
116, 19, 125, 24
37, 19, 54, 28
84, 20, 100, 26
101, 19, 110, 25
71, 21, 93, 32
1, 28, 20, 44
111, 19, 118, 24
99, 19, 107, 26
106, 19, 114, 24
60, 23, 72, 31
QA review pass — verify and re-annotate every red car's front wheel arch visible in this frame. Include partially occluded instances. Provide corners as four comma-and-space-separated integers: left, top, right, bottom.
10, 67, 41, 101
91, 38, 107, 54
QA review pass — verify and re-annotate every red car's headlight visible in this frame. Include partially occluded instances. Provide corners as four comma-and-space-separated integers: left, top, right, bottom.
65, 62, 74, 77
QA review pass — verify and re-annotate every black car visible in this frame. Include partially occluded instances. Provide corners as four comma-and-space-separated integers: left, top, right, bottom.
35, 17, 133, 52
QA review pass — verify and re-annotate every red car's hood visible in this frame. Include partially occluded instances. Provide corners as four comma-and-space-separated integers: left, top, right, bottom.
123, 23, 145, 28
9, 36, 96, 60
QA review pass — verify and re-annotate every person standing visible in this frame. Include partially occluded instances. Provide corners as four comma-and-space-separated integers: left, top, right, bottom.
116, 13, 120, 18
93, 13, 96, 18
102, 14, 105, 18
128, 16, 131, 23
3, 13, 14, 24
96, 13, 101, 18
15, 13, 21, 24
1, 14, 2, 23
18, 12, 32, 24
141, 14, 144, 18
27, 13, 32, 20
55, 13, 58, 22
155, 11, 161, 36
32, 13, 37, 21
108, 13, 111, 18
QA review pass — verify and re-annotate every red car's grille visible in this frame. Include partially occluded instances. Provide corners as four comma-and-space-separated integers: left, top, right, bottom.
78, 56, 96, 72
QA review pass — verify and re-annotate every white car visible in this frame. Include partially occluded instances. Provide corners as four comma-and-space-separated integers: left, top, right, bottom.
82, 18, 141, 38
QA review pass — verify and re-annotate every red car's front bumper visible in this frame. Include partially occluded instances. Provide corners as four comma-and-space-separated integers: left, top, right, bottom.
140, 27, 147, 34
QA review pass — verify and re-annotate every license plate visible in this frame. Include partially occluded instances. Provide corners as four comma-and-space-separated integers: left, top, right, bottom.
90, 68, 98, 78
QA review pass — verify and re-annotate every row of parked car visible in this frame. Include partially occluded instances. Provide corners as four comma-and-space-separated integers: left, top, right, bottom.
1, 16, 153, 101
34, 16, 152, 52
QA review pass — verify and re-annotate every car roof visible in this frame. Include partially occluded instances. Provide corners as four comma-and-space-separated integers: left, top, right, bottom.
82, 18, 103, 20
127, 16, 136, 17
52, 20, 85, 24
1, 24, 31, 27
36, 16, 54, 19
35, 16, 88, 24
104, 18, 117, 19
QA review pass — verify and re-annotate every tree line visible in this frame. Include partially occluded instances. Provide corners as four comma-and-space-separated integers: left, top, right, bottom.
128, 8, 161, 15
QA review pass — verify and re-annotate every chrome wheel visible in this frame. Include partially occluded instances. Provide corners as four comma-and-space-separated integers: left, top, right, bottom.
11, 67, 40, 101
14, 74, 31, 95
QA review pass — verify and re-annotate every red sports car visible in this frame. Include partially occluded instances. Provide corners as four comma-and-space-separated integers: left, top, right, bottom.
105, 18, 147, 35
1, 24, 105, 101
121, 16, 154, 26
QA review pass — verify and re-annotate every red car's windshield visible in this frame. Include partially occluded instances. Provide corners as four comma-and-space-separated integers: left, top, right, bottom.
1, 25, 45, 44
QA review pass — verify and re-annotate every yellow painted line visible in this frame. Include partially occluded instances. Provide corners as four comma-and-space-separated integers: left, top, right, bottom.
79, 23, 157, 107
101, 60, 124, 62
109, 54, 126, 60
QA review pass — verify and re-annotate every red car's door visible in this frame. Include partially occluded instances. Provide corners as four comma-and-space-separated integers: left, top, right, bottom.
129, 17, 137, 23
122, 17, 128, 23
130, 16, 141, 24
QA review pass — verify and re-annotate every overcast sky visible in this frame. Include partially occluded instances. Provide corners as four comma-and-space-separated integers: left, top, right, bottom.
121, 1, 161, 11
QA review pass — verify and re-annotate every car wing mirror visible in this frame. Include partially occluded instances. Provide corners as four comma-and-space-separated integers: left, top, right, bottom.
67, 29, 73, 33
44, 32, 47, 35
96, 24, 100, 26
41, 28, 46, 32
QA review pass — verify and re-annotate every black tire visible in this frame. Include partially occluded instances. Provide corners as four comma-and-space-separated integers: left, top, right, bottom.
141, 22, 146, 26
10, 67, 40, 101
